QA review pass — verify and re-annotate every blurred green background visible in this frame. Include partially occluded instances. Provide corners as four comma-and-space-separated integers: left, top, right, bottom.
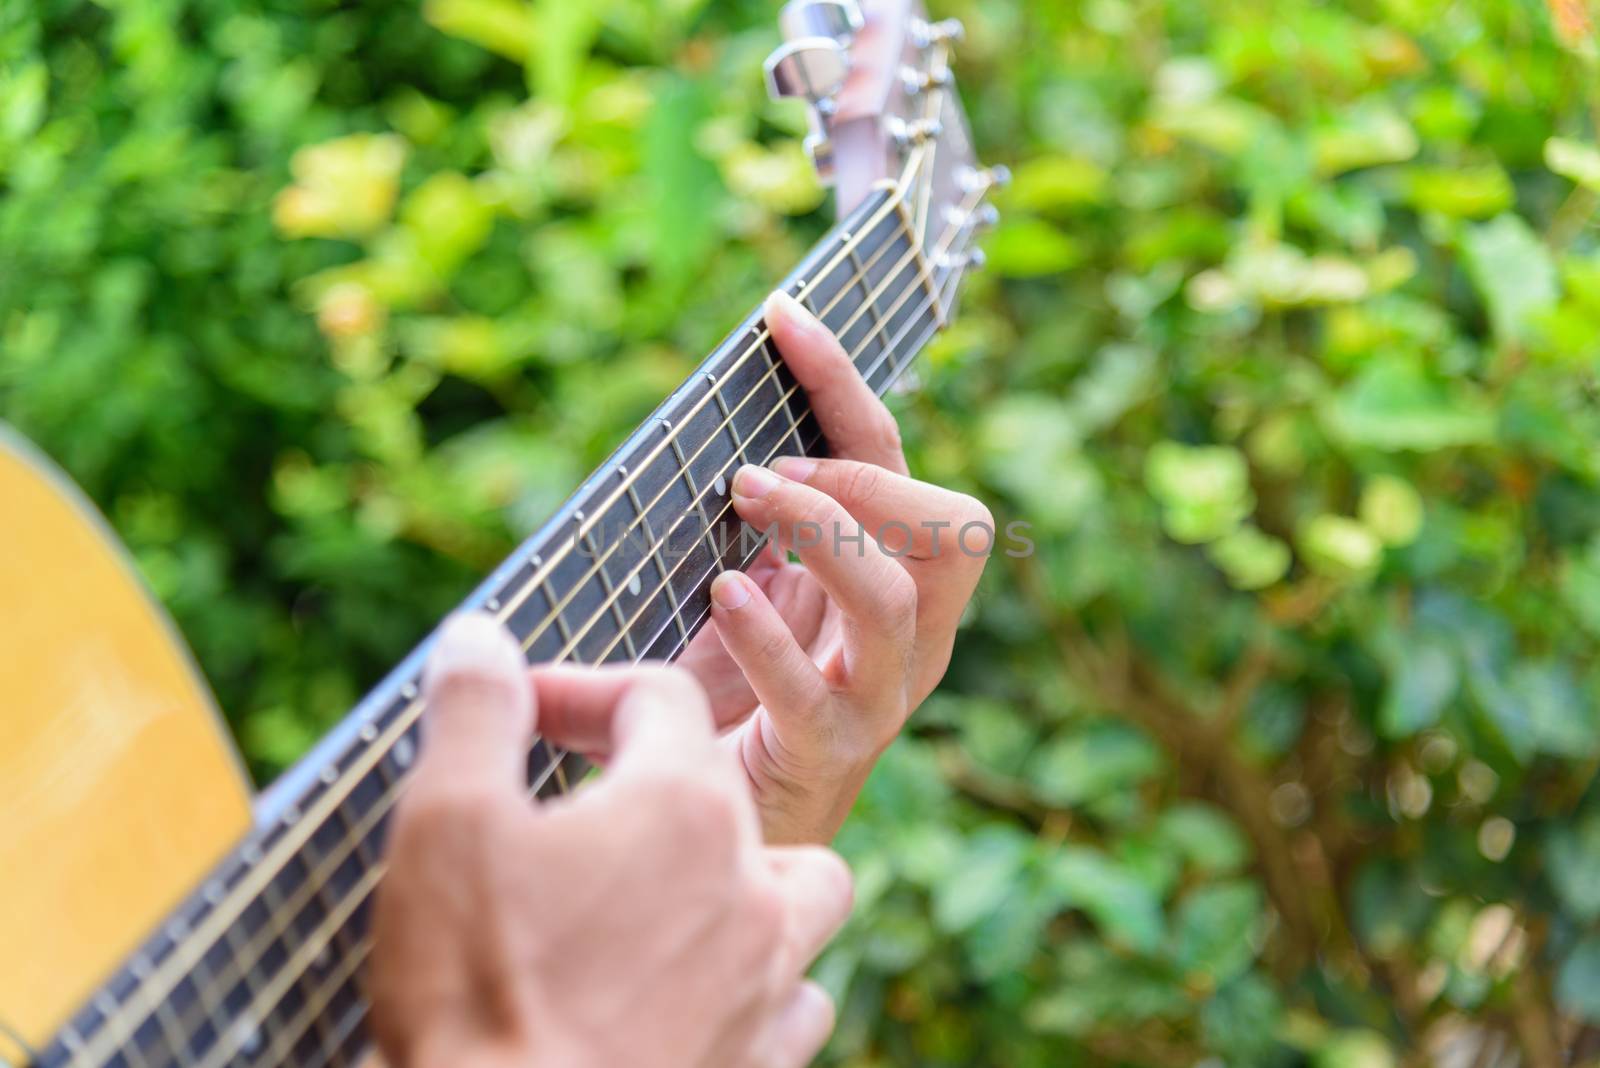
7, 0, 1600, 1063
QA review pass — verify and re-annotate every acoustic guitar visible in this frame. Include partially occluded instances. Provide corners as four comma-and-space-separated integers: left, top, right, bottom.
0, 2, 1002, 1064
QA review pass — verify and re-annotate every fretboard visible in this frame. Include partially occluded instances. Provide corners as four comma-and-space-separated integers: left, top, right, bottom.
37, 186, 954, 1068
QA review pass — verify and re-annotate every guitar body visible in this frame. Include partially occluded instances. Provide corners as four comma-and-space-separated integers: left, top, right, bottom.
0, 430, 252, 1061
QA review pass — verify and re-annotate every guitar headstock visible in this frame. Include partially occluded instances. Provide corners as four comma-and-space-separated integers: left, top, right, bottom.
765, 0, 1007, 322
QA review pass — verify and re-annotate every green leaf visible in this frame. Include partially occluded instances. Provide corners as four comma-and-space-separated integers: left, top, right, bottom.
1380, 632, 1458, 738
1045, 847, 1165, 953
1548, 814, 1600, 923
984, 217, 1085, 277
1159, 804, 1251, 874
1004, 155, 1109, 212
1206, 524, 1292, 590
1026, 720, 1164, 807
1173, 881, 1263, 985
1298, 514, 1383, 580
423, 0, 535, 61
1144, 441, 1255, 544
1403, 164, 1514, 218
1313, 102, 1419, 175
1461, 215, 1559, 346
1360, 475, 1424, 547
1546, 136, 1600, 193
931, 826, 1033, 934
1558, 936, 1600, 1023
1321, 357, 1496, 452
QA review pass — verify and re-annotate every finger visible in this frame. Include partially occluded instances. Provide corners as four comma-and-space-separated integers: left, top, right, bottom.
770, 456, 995, 566
750, 981, 836, 1068
765, 845, 854, 969
764, 290, 909, 474
532, 664, 717, 778
730, 463, 917, 676
709, 571, 830, 728
415, 612, 536, 794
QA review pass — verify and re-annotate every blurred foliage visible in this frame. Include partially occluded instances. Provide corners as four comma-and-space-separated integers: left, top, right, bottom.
7, 0, 1600, 1063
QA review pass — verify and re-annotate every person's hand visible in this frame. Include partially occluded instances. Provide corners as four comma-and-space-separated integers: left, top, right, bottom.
676, 291, 993, 845
370, 614, 853, 1068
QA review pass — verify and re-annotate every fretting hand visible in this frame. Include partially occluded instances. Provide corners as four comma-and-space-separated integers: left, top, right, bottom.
678, 291, 992, 845
370, 614, 852, 1068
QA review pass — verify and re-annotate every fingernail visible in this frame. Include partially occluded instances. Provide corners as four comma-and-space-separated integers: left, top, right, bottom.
771, 456, 815, 483
428, 612, 523, 685
765, 289, 819, 333
710, 571, 750, 609
733, 463, 780, 499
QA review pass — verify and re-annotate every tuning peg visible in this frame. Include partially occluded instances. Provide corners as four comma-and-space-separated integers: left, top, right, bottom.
911, 17, 965, 48
779, 0, 863, 45
967, 248, 986, 270
974, 204, 1000, 228
805, 131, 836, 186
960, 164, 1013, 193
764, 38, 849, 110
889, 117, 943, 148
901, 63, 954, 95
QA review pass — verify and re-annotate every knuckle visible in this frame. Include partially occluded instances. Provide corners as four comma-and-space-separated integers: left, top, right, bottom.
954, 492, 995, 534
837, 461, 884, 507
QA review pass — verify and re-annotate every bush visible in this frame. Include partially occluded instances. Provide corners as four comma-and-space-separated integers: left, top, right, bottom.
7, 0, 1600, 1063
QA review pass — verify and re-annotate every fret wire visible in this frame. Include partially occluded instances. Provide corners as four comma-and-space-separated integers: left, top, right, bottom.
707, 371, 750, 468
533, 207, 918, 666
297, 838, 354, 1067
582, 524, 637, 662
488, 188, 908, 630
845, 232, 888, 379
70, 173, 983, 1068
139, 961, 191, 1068
627, 471, 690, 649
171, 918, 229, 1067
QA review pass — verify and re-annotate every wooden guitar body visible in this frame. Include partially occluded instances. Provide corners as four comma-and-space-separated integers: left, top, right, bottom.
0, 430, 252, 1062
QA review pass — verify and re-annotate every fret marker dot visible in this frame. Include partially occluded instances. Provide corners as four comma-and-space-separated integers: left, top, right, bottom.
94, 992, 116, 1016
487, 597, 501, 611
320, 765, 339, 786
394, 736, 416, 769
283, 804, 302, 826
229, 1015, 263, 1056
714, 474, 727, 497
360, 723, 378, 743
204, 880, 225, 906
242, 843, 263, 866
628, 574, 642, 596
402, 682, 418, 700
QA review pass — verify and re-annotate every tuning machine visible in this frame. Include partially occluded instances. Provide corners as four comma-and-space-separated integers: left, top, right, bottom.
779, 0, 863, 45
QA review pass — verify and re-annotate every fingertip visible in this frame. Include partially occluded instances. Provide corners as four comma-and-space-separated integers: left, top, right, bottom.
764, 289, 815, 335
711, 570, 753, 610
426, 612, 529, 701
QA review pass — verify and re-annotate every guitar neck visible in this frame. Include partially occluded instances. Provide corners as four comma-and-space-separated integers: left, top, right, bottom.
40, 184, 958, 1068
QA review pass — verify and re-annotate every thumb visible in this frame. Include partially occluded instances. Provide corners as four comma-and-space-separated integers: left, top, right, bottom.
413, 613, 536, 795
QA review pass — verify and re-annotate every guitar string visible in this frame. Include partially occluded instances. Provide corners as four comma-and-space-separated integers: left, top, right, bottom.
84, 201, 979, 1068
234, 257, 970, 1068
502, 195, 931, 663
54, 175, 920, 1068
